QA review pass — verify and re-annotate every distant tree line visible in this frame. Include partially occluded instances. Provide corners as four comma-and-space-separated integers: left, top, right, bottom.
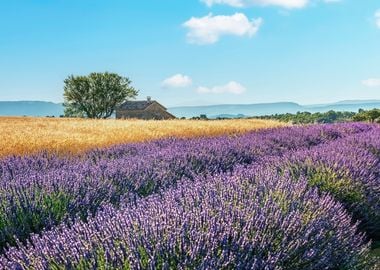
250, 109, 380, 124
352, 108, 380, 123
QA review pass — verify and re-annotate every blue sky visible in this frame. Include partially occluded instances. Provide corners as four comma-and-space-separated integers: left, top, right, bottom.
0, 0, 379, 107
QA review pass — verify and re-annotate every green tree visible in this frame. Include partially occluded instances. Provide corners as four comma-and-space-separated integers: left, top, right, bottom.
367, 109, 380, 123
353, 113, 368, 122
63, 72, 138, 119
353, 109, 380, 123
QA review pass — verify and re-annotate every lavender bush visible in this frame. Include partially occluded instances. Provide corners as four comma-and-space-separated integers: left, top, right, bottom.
0, 124, 371, 251
268, 129, 380, 239
0, 169, 372, 269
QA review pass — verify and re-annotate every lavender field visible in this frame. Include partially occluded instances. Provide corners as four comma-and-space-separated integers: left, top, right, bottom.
0, 123, 379, 269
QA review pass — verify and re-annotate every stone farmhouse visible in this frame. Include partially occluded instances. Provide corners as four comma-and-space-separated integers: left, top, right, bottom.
116, 97, 176, 120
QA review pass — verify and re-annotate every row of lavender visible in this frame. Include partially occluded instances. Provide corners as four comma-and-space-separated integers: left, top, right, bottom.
267, 130, 380, 240
1, 168, 372, 269
0, 123, 379, 268
0, 124, 364, 251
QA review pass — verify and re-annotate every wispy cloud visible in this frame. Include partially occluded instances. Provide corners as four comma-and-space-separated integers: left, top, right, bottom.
196, 81, 247, 94
183, 13, 262, 45
162, 74, 192, 88
202, 0, 247, 7
201, 0, 308, 9
362, 78, 380, 88
323, 0, 341, 3
375, 10, 380, 28
201, 0, 340, 9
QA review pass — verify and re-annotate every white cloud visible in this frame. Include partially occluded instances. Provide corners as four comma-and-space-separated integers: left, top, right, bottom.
201, 0, 340, 9
183, 13, 262, 45
362, 78, 380, 88
196, 81, 246, 94
201, 0, 309, 9
162, 74, 192, 88
375, 10, 380, 28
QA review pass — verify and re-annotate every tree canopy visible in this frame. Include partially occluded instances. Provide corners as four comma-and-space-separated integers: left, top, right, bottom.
353, 108, 380, 123
63, 72, 138, 119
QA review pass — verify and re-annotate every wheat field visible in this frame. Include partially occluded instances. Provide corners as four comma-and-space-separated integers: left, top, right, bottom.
0, 117, 285, 157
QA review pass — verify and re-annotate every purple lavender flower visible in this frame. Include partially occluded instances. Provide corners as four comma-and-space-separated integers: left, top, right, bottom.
0, 168, 372, 269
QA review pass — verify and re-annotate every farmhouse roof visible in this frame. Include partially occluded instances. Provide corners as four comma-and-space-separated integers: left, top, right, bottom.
118, 100, 166, 110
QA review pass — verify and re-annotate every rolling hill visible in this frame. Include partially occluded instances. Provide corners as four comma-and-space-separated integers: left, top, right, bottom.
0, 100, 379, 118
168, 100, 380, 118
0, 101, 64, 117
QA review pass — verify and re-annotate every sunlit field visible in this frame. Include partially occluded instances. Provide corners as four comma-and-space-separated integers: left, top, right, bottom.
0, 117, 285, 157
0, 123, 379, 269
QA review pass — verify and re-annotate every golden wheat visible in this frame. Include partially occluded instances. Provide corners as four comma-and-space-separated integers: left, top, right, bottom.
0, 117, 286, 157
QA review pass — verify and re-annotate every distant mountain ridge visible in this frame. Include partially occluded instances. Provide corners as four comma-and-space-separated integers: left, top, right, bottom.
168, 100, 380, 118
0, 100, 379, 118
0, 101, 64, 117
